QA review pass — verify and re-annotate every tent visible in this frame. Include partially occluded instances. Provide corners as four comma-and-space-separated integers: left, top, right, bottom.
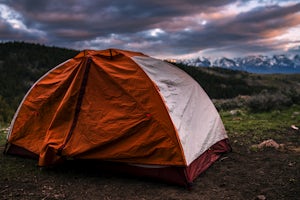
5, 49, 231, 186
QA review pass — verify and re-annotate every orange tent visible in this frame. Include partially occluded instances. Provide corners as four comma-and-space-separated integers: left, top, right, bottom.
5, 49, 230, 186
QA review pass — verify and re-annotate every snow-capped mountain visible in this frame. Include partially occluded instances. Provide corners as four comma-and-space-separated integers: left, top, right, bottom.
213, 57, 238, 68
294, 55, 300, 66
175, 54, 300, 74
181, 57, 211, 67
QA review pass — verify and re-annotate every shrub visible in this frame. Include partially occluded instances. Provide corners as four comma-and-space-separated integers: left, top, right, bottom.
246, 90, 293, 112
213, 96, 248, 111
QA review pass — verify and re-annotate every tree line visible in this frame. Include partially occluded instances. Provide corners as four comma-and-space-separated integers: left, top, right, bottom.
0, 42, 78, 124
1, 41, 299, 124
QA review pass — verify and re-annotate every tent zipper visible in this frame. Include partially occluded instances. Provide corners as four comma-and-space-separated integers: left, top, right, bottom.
57, 57, 92, 156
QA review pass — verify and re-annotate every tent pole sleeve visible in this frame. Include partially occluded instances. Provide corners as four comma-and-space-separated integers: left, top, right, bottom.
57, 57, 92, 156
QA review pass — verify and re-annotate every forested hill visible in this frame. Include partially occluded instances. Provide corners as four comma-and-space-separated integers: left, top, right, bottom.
0, 42, 299, 125
0, 42, 79, 123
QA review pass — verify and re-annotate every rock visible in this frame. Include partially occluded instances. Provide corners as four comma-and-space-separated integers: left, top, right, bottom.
257, 139, 284, 150
229, 109, 243, 116
256, 194, 266, 200
291, 125, 299, 130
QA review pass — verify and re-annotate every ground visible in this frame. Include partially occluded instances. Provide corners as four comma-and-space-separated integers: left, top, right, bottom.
0, 127, 299, 200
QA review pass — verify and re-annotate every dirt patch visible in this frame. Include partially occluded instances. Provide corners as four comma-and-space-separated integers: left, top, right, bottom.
1, 130, 299, 200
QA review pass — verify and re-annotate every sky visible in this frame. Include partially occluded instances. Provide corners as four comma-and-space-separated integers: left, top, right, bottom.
1, 0, 300, 59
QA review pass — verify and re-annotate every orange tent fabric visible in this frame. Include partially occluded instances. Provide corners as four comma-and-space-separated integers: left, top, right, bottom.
7, 49, 186, 166
5, 49, 231, 185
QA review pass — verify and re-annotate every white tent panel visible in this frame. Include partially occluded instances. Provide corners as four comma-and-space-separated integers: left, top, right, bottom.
132, 56, 228, 165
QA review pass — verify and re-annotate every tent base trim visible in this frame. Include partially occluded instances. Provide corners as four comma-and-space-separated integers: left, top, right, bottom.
4, 143, 38, 159
5, 139, 230, 186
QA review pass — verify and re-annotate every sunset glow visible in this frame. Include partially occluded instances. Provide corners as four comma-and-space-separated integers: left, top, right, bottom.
0, 0, 299, 59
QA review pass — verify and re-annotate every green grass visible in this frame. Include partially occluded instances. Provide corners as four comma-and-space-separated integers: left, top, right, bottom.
221, 104, 300, 133
0, 127, 8, 146
221, 104, 300, 146
1, 105, 299, 150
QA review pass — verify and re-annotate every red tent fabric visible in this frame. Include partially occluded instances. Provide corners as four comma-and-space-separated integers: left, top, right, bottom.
5, 49, 231, 186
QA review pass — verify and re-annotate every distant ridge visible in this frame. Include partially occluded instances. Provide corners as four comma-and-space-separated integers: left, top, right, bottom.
0, 41, 299, 124
172, 54, 300, 74
0, 41, 79, 123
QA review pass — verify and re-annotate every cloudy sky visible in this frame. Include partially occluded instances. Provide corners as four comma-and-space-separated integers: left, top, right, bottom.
1, 0, 300, 59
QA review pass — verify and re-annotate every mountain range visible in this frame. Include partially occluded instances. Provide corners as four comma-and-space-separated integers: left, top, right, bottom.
173, 54, 300, 74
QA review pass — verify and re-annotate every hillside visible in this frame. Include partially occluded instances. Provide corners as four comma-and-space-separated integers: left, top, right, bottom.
0, 42, 299, 199
173, 63, 300, 111
174, 63, 299, 97
175, 54, 300, 74
0, 42, 78, 124
0, 42, 300, 124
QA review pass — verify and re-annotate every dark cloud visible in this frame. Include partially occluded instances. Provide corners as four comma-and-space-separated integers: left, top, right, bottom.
150, 2, 300, 56
230, 3, 300, 36
1, 0, 300, 58
0, 20, 14, 38
288, 45, 300, 54
0, 17, 43, 42
6, 0, 235, 34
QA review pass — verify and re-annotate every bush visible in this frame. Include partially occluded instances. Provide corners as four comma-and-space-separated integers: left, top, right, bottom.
246, 90, 294, 112
213, 88, 300, 113
213, 96, 248, 111
0, 95, 15, 125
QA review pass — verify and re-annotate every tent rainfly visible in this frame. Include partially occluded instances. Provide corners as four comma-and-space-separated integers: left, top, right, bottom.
5, 49, 231, 186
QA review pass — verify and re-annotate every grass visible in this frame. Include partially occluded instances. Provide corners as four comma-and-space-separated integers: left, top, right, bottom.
1, 105, 299, 149
221, 105, 300, 133
1, 105, 299, 200
0, 127, 8, 147
220, 104, 300, 147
